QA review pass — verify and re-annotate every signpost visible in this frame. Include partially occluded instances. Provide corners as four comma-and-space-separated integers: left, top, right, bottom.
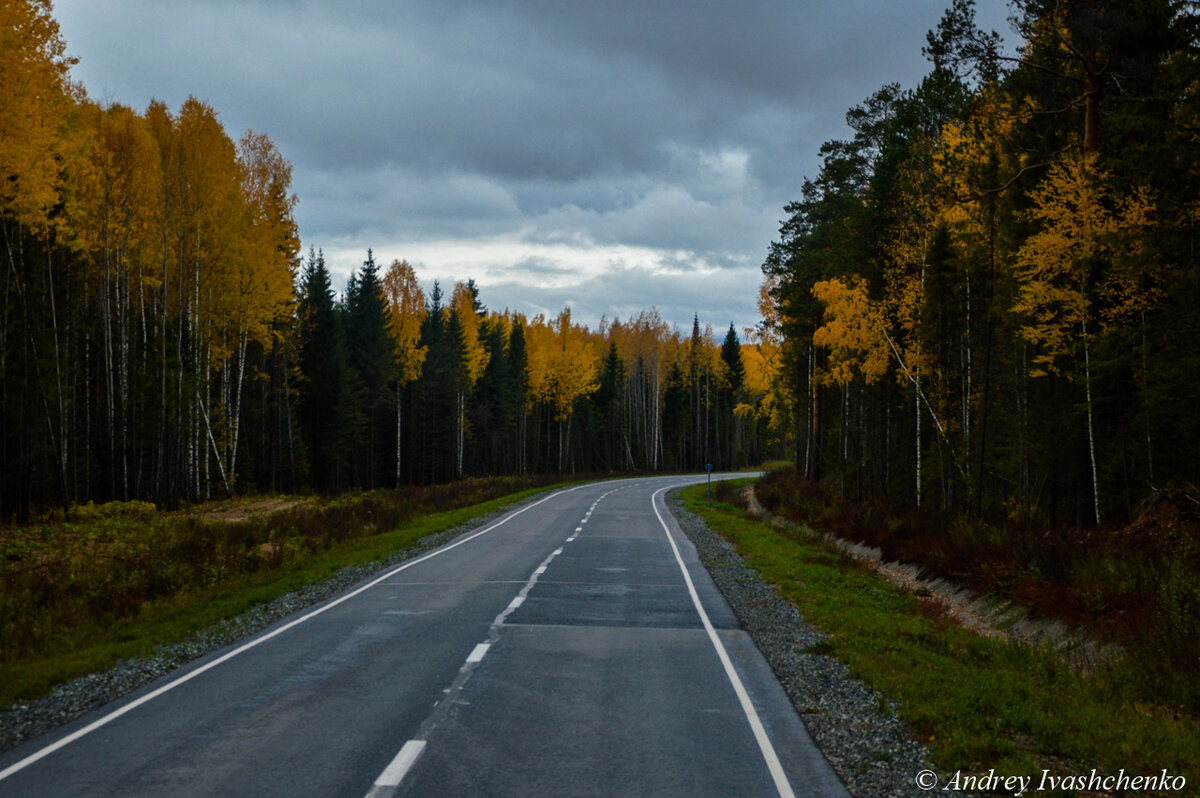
706, 463, 713, 502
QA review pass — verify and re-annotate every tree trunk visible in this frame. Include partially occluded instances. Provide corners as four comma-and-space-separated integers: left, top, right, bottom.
456, 391, 465, 478
807, 352, 821, 483
229, 330, 248, 487
396, 382, 403, 487
1082, 319, 1101, 525
915, 372, 922, 508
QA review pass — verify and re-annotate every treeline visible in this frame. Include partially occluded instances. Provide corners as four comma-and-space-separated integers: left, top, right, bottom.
1, 1, 775, 520
760, 0, 1200, 526
294, 251, 773, 494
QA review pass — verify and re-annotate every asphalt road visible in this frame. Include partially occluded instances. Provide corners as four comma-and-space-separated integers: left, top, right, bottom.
0, 475, 849, 798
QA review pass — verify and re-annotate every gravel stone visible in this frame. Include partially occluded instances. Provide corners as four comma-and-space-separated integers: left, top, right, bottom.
667, 491, 964, 798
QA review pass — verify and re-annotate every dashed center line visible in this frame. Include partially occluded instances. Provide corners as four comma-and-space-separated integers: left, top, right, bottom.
0, 482, 601, 790
368, 740, 426, 794
366, 483, 633, 796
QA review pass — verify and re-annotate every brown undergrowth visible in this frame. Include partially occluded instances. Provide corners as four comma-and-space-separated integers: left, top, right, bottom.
746, 467, 1200, 716
0, 475, 564, 671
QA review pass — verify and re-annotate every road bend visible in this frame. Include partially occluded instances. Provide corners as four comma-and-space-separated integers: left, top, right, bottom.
0, 474, 849, 798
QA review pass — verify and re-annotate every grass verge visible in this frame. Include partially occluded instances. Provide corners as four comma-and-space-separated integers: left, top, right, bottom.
754, 467, 1200, 716
0, 478, 568, 708
681, 481, 1199, 786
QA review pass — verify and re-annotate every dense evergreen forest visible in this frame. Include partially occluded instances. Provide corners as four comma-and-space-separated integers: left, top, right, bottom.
1, 0, 775, 520
760, 0, 1200, 527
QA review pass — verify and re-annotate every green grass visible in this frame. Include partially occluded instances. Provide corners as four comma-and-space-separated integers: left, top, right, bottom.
0, 480, 567, 708
753, 467, 1200, 716
682, 482, 1200, 784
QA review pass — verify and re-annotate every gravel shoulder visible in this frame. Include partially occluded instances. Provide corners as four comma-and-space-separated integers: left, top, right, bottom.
667, 491, 960, 798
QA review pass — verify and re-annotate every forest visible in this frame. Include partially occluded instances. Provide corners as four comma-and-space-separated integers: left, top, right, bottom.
7, 0, 1200, 529
760, 0, 1200, 528
1, 0, 775, 520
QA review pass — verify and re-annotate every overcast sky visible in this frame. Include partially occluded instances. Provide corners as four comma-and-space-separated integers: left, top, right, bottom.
52, 0, 1011, 334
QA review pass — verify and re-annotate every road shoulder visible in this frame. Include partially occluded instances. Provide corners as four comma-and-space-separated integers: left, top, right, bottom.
666, 490, 959, 798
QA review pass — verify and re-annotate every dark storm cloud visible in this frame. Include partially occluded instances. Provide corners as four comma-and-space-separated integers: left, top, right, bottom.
52, 0, 1013, 329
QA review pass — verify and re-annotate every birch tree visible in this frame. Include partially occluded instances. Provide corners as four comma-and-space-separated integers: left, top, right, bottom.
382, 259, 426, 486
1013, 150, 1155, 525
0, 0, 76, 517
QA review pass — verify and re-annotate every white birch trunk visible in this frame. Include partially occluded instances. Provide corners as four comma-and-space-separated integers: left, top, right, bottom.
198, 394, 231, 496
228, 330, 248, 487
403, 379, 408, 484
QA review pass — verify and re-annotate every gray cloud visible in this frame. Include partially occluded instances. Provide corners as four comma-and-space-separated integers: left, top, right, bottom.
53, 0, 1013, 330
480, 263, 759, 336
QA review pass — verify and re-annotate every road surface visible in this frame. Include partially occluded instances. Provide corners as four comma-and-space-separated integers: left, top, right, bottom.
0, 475, 849, 797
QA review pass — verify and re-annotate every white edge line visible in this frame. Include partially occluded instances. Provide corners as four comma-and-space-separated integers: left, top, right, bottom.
374, 739, 426, 787
0, 482, 593, 784
651, 485, 797, 798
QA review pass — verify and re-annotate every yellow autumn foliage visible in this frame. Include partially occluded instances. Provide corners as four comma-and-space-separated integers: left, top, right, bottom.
451, 281, 489, 387
1014, 151, 1157, 377
525, 308, 600, 421
812, 275, 889, 387
0, 0, 75, 234
382, 259, 428, 385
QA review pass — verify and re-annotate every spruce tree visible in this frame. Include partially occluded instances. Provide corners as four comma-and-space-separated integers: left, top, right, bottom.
471, 319, 513, 475
345, 250, 397, 488
720, 324, 745, 468
594, 340, 627, 471
296, 249, 350, 492
507, 321, 530, 474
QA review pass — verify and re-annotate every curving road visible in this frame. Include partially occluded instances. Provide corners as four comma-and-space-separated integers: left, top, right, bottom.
0, 475, 849, 797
